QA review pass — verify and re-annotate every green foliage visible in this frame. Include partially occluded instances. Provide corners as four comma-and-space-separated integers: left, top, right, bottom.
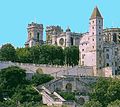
32, 73, 54, 86
90, 77, 120, 107
16, 47, 32, 63
83, 100, 102, 107
64, 46, 79, 66
1, 43, 79, 66
0, 66, 54, 106
0, 66, 26, 89
59, 92, 75, 101
0, 43, 16, 61
107, 100, 120, 107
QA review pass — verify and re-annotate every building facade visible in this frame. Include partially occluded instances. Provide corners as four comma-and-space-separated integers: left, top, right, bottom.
46, 26, 82, 48
79, 6, 120, 76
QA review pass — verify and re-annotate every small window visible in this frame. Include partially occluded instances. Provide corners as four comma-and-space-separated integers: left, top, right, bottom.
82, 54, 85, 59
93, 39, 94, 41
92, 27, 94, 29
82, 61, 84, 66
106, 63, 109, 67
93, 21, 94, 23
106, 54, 109, 59
106, 49, 109, 52
82, 49, 84, 51
99, 26, 101, 29
92, 32, 94, 35
99, 38, 101, 41
99, 32, 101, 35
92, 46, 94, 49
115, 51, 117, 56
99, 45, 101, 48
99, 20, 100, 23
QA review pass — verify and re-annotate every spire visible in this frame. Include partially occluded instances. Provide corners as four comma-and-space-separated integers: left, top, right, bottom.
90, 6, 103, 20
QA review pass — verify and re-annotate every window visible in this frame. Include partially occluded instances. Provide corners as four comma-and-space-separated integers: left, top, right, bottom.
99, 26, 101, 29
37, 32, 39, 41
106, 49, 109, 52
106, 54, 109, 59
115, 51, 117, 56
99, 45, 101, 48
92, 46, 94, 49
82, 54, 85, 59
99, 32, 101, 35
82, 61, 84, 66
82, 49, 84, 51
99, 38, 101, 41
113, 33, 117, 43
99, 20, 100, 23
92, 27, 94, 29
93, 21, 94, 23
93, 39, 94, 41
92, 32, 94, 35
106, 63, 109, 67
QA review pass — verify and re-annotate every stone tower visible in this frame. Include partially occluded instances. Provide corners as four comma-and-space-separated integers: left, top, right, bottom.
66, 27, 71, 47
25, 22, 43, 47
89, 6, 104, 75
52, 30, 57, 45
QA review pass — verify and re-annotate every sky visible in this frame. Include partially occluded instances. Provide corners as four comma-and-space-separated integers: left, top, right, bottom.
0, 0, 120, 47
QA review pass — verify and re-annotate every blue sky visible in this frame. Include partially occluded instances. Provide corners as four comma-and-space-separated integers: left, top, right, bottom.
0, 0, 120, 47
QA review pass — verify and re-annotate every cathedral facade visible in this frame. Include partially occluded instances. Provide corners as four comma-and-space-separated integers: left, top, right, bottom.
46, 26, 82, 48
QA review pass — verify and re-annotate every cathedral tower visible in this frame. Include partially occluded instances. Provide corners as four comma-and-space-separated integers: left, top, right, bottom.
66, 27, 71, 47
25, 22, 43, 47
89, 6, 104, 74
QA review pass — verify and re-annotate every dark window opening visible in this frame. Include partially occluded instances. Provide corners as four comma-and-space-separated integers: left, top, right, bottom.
37, 32, 40, 41
106, 63, 109, 67
113, 33, 117, 43
71, 37, 73, 45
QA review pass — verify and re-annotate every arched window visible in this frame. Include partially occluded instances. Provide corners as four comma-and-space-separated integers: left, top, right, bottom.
66, 83, 72, 92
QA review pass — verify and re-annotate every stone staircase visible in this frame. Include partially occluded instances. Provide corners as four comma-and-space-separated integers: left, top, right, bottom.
34, 86, 65, 106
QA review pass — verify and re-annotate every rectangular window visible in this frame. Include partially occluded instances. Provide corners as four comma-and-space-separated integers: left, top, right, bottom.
82, 61, 84, 66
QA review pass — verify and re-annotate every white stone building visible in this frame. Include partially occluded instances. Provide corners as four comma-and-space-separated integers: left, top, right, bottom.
79, 6, 120, 76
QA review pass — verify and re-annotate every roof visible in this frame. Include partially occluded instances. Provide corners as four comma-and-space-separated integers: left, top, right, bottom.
90, 6, 103, 19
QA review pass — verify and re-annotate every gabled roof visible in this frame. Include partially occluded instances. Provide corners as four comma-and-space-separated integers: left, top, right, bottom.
90, 6, 103, 19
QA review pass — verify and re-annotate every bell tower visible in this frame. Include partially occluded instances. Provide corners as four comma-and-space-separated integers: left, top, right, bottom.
25, 22, 43, 47
89, 6, 104, 75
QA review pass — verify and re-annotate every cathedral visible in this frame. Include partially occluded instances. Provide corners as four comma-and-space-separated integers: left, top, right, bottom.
25, 6, 120, 76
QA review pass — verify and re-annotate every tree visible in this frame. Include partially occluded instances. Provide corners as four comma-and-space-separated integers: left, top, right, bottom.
0, 66, 26, 89
90, 77, 120, 107
83, 100, 102, 107
64, 46, 79, 66
16, 47, 32, 63
107, 100, 120, 107
32, 73, 54, 86
0, 43, 16, 61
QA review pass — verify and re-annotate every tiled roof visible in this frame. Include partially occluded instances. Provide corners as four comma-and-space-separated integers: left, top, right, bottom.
90, 6, 103, 19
